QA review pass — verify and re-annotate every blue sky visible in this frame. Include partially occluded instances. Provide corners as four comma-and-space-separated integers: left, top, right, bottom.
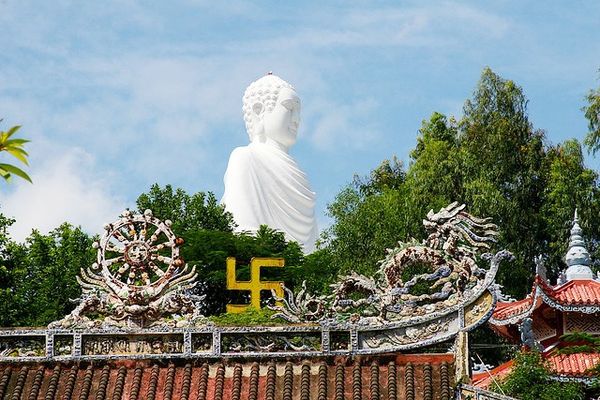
0, 1, 599, 240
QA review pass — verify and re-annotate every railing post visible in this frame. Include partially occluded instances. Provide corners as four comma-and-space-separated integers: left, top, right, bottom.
73, 333, 82, 357
45, 332, 54, 358
321, 328, 330, 354
213, 329, 221, 356
183, 331, 191, 356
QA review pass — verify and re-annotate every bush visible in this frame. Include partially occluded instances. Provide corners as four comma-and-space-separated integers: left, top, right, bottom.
208, 307, 277, 326
497, 350, 584, 400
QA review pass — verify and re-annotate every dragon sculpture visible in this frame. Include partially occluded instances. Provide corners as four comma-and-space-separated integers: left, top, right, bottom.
270, 202, 511, 324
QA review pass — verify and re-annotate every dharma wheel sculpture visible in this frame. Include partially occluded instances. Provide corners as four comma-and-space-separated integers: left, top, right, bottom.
50, 209, 204, 329
95, 209, 184, 288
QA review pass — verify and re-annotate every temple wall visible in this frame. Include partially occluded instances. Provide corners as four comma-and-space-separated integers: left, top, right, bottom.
564, 312, 600, 334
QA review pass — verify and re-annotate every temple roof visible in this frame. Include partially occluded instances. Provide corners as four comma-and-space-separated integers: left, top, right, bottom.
490, 278, 600, 328
491, 296, 536, 322
490, 210, 600, 328
0, 355, 454, 400
538, 277, 600, 305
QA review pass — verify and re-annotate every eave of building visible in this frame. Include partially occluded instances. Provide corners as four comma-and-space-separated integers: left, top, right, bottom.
536, 277, 600, 311
471, 359, 515, 389
489, 286, 539, 326
490, 276, 600, 329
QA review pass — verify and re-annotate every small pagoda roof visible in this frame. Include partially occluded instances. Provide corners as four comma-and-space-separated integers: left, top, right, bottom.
536, 276, 600, 307
491, 289, 538, 324
490, 210, 600, 330
547, 351, 600, 378
491, 277, 600, 328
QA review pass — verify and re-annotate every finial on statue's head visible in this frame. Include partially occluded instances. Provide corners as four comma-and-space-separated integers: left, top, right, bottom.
242, 73, 297, 142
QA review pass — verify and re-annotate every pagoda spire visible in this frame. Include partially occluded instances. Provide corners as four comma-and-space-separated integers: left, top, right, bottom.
564, 209, 593, 281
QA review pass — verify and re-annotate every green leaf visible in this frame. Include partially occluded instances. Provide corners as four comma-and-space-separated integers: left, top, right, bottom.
6, 148, 29, 165
4, 139, 30, 146
3, 125, 21, 140
0, 163, 32, 183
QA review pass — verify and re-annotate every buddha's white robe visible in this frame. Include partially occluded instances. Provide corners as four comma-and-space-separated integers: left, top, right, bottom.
221, 142, 318, 252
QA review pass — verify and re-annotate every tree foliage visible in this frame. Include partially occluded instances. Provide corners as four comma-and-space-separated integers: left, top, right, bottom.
584, 71, 600, 153
496, 350, 584, 400
136, 183, 234, 232
542, 140, 600, 273
325, 67, 600, 298
0, 123, 31, 183
0, 222, 94, 326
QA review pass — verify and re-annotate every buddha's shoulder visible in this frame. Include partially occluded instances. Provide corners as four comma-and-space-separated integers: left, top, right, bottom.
227, 146, 253, 163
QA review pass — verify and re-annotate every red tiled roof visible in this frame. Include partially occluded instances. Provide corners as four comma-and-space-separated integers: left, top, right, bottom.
492, 297, 535, 321
491, 278, 600, 325
471, 360, 514, 389
541, 279, 600, 305
546, 351, 600, 376
472, 348, 600, 389
0, 354, 455, 400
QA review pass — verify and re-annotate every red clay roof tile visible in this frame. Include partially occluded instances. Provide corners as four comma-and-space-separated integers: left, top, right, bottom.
492, 278, 600, 324
492, 297, 535, 321
0, 355, 455, 400
546, 352, 600, 376
541, 279, 600, 305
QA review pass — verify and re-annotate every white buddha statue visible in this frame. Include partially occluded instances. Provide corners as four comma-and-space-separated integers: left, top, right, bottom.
221, 73, 318, 252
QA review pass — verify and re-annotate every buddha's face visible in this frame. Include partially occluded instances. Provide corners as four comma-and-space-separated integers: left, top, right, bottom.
261, 87, 301, 148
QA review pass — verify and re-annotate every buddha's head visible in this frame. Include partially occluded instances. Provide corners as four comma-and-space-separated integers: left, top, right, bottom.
242, 73, 301, 150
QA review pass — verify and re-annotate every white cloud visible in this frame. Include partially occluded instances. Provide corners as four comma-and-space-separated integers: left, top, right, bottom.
306, 98, 380, 150
248, 3, 510, 51
0, 146, 126, 241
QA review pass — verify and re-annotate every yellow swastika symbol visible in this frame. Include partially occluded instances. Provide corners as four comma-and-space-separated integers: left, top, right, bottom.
226, 257, 285, 313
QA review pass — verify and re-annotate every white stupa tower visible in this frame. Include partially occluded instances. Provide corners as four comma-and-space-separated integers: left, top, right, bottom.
564, 209, 594, 281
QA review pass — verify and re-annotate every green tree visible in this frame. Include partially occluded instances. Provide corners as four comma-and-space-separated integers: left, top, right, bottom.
325, 67, 600, 299
0, 123, 31, 183
583, 71, 600, 153
136, 184, 234, 233
324, 161, 410, 274
405, 112, 461, 238
497, 350, 584, 400
458, 67, 548, 296
1, 224, 94, 326
0, 212, 17, 326
542, 140, 600, 273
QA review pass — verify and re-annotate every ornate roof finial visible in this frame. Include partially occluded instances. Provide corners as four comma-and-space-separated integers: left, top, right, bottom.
535, 255, 547, 282
564, 209, 593, 281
